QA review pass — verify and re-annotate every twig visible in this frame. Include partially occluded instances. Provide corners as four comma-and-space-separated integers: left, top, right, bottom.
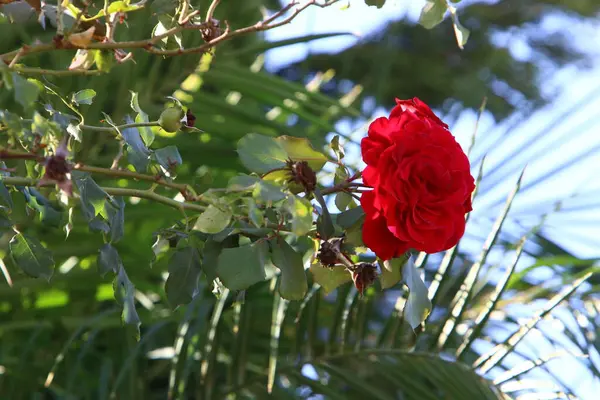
1, 176, 206, 213
80, 121, 160, 135
205, 0, 221, 22
1, 0, 340, 63
110, 141, 125, 169
10, 67, 105, 76
8, 48, 25, 68
73, 164, 193, 194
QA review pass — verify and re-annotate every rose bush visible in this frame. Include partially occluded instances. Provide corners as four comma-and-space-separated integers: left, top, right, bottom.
360, 98, 476, 260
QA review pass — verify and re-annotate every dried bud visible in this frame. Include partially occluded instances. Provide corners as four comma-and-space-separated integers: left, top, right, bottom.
183, 108, 196, 127
40, 140, 73, 196
317, 237, 344, 267
201, 19, 222, 42
287, 159, 316, 194
351, 263, 378, 296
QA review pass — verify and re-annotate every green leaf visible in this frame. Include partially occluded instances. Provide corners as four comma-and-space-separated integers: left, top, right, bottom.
165, 246, 203, 308
106, 197, 125, 243
31, 112, 63, 139
72, 172, 110, 221
130, 91, 154, 146
419, 0, 448, 29
270, 238, 308, 300
0, 176, 13, 209
314, 188, 334, 240
193, 205, 232, 234
335, 192, 352, 211
248, 200, 264, 227
0, 209, 13, 233
364, 0, 386, 9
237, 133, 288, 174
336, 206, 365, 229
202, 238, 222, 282
0, 110, 24, 134
20, 187, 63, 228
403, 259, 432, 329
71, 89, 96, 105
275, 136, 328, 171
217, 241, 272, 291
380, 256, 407, 289
113, 265, 141, 340
309, 264, 351, 294
153, 145, 182, 171
450, 8, 470, 49
287, 196, 313, 236
121, 115, 151, 172
12, 73, 41, 109
98, 243, 122, 277
330, 135, 345, 160
9, 233, 55, 281
253, 180, 286, 203
228, 174, 260, 190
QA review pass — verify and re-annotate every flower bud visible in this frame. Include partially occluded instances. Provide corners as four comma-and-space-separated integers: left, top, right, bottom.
159, 106, 184, 133
317, 237, 344, 267
351, 263, 378, 296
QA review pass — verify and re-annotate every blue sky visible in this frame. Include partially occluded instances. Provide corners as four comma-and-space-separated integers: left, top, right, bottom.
263, 1, 600, 397
265, 0, 600, 257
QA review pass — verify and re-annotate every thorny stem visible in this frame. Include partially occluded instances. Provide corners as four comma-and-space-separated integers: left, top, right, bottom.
205, 0, 222, 23
80, 121, 161, 135
9, 67, 104, 76
0, 148, 198, 199
0, 176, 206, 213
74, 164, 195, 195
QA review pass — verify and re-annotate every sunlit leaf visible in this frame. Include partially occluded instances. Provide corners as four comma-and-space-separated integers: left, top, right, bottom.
237, 133, 288, 174
71, 89, 97, 106
309, 264, 351, 294
194, 205, 232, 234
253, 180, 286, 203
380, 256, 407, 289
419, 0, 447, 29
288, 196, 313, 236
68, 26, 95, 47
275, 135, 328, 171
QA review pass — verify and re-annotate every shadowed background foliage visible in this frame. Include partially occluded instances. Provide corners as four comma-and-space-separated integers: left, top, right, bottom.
1, 0, 600, 398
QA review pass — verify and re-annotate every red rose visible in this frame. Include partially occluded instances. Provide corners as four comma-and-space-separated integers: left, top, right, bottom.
360, 98, 475, 260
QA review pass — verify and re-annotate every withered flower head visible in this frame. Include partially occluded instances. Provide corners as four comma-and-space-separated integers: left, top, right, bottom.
40, 140, 73, 196
201, 19, 222, 42
184, 108, 196, 127
317, 237, 344, 267
351, 263, 378, 296
287, 159, 317, 194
